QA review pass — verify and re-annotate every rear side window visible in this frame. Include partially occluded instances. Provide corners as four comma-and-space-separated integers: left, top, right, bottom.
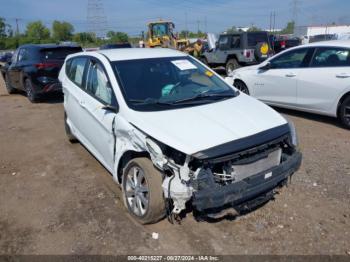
67, 57, 87, 87
311, 47, 350, 67
40, 47, 82, 60
247, 32, 269, 47
231, 35, 240, 48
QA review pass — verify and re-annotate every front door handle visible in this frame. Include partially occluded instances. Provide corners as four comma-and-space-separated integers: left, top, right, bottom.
79, 100, 86, 109
336, 73, 350, 78
285, 73, 296, 77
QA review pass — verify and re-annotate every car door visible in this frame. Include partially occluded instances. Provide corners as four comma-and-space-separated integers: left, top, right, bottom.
76, 58, 118, 172
253, 47, 313, 107
62, 56, 89, 141
13, 48, 31, 90
296, 46, 350, 114
7, 49, 20, 89
209, 35, 230, 64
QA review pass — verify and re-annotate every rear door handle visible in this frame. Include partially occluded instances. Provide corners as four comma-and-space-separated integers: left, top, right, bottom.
336, 73, 350, 78
285, 73, 296, 77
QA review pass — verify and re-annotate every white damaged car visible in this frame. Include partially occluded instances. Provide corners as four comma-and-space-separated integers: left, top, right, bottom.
59, 48, 301, 224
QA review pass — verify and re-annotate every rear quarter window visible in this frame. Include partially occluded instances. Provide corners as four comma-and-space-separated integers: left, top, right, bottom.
247, 32, 269, 47
66, 57, 87, 87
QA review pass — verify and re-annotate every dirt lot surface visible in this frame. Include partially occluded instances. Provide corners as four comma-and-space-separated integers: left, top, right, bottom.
0, 75, 349, 255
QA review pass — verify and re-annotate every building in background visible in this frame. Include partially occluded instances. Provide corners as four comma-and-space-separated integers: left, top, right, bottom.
294, 24, 350, 42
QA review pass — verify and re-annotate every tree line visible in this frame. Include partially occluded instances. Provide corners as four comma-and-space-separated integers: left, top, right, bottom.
0, 17, 130, 50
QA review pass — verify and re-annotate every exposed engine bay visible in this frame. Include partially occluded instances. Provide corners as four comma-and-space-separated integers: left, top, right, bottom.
143, 128, 301, 219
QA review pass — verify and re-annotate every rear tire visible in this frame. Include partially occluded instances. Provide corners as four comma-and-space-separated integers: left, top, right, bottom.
339, 96, 350, 129
234, 80, 250, 95
24, 78, 39, 103
4, 74, 16, 94
225, 58, 240, 76
64, 112, 78, 143
122, 157, 166, 224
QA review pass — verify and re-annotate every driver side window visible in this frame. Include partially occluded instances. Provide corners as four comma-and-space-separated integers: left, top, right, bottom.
219, 36, 229, 50
85, 61, 116, 105
270, 48, 309, 69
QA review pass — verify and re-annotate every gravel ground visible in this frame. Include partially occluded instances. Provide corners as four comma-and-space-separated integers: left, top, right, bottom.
0, 74, 349, 255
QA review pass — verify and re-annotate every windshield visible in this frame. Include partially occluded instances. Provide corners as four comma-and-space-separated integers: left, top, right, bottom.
112, 56, 237, 111
151, 23, 169, 37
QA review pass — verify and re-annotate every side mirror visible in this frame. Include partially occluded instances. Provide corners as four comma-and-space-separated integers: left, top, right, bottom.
259, 62, 272, 71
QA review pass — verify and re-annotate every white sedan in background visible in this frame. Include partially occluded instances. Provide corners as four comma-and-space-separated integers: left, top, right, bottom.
226, 40, 350, 129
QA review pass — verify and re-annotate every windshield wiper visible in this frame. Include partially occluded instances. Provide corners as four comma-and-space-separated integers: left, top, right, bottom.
129, 99, 174, 106
172, 92, 235, 104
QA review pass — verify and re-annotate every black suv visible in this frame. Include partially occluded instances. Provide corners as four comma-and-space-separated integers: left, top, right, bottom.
2, 44, 82, 102
202, 31, 273, 75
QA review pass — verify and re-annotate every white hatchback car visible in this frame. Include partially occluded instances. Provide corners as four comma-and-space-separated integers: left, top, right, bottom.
59, 48, 301, 224
226, 40, 350, 129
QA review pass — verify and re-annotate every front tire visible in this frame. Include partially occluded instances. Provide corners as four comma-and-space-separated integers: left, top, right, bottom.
122, 157, 166, 224
339, 96, 350, 129
4, 74, 16, 94
225, 58, 240, 76
234, 80, 250, 95
24, 78, 39, 103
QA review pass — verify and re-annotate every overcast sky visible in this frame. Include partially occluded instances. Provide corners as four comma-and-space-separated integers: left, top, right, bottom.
1, 0, 350, 36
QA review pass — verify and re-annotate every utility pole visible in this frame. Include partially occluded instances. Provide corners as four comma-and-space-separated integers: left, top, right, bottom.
87, 0, 108, 39
185, 12, 188, 38
197, 20, 200, 34
273, 11, 276, 33
15, 18, 20, 36
204, 16, 207, 33
269, 12, 272, 32
291, 0, 300, 27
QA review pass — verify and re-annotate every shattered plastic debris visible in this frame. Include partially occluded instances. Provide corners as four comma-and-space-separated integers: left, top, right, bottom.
152, 232, 159, 240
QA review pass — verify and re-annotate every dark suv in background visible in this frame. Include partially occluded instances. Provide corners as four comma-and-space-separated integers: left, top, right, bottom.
201, 31, 273, 75
2, 44, 82, 102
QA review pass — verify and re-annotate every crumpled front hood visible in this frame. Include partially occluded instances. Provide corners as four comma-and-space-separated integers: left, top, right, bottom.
126, 94, 287, 156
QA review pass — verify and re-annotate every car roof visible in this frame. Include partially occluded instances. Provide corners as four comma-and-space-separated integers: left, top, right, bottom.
96, 48, 186, 61
301, 40, 350, 48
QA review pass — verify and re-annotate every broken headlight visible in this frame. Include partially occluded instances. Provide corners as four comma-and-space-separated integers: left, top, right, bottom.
287, 119, 298, 148
145, 137, 187, 168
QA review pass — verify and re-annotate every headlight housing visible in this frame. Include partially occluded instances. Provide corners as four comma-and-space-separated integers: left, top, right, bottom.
286, 118, 298, 148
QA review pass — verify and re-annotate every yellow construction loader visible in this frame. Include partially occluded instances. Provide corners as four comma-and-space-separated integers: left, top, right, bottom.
146, 20, 189, 50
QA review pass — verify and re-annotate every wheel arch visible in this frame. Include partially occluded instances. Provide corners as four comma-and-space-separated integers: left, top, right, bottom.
234, 78, 250, 93
116, 150, 150, 184
226, 54, 239, 64
337, 91, 350, 117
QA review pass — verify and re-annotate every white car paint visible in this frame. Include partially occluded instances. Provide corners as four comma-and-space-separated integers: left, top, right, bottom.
227, 40, 350, 117
59, 48, 297, 217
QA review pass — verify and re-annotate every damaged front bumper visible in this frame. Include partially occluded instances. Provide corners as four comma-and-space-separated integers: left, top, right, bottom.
192, 151, 302, 212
